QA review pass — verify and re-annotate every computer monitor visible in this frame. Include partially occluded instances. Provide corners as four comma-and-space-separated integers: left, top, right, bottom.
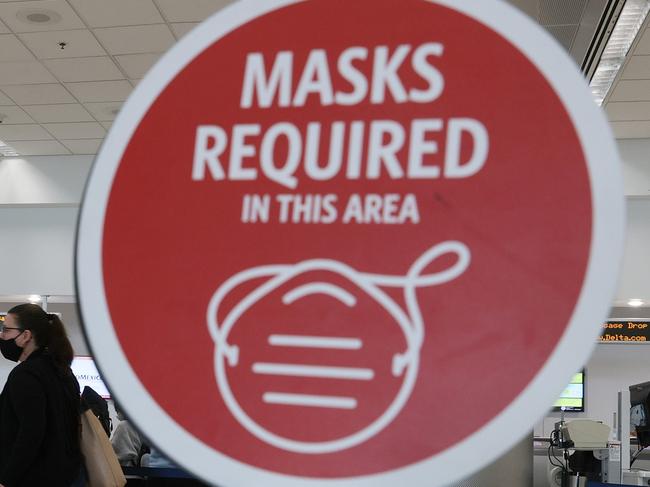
630, 381, 650, 448
71, 356, 111, 399
552, 370, 585, 412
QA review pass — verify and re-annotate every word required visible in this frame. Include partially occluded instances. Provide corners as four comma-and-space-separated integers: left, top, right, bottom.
192, 43, 489, 189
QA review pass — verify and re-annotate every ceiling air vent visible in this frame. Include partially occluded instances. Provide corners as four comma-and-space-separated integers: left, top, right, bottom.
506, 0, 624, 77
580, 0, 626, 81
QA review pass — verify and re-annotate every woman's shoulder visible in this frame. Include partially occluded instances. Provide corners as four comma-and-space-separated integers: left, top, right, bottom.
7, 356, 78, 397
4, 361, 43, 394
8, 355, 44, 375
8, 353, 55, 381
18, 352, 47, 369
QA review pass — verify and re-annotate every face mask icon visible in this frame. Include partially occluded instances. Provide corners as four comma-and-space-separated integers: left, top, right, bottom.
207, 241, 470, 454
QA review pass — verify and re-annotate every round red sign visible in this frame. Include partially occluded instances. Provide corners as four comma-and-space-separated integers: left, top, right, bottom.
76, 0, 623, 485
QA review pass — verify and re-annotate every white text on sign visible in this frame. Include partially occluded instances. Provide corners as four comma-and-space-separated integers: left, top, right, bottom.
241, 193, 420, 224
191, 43, 489, 189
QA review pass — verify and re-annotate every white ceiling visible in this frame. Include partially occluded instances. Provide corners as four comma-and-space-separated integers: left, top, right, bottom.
0, 0, 230, 156
0, 0, 647, 156
507, 0, 611, 66
605, 21, 650, 138
506, 0, 650, 139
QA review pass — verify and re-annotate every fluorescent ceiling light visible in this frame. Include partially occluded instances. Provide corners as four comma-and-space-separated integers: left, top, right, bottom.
28, 295, 41, 304
0, 139, 19, 157
590, 0, 650, 105
628, 298, 644, 307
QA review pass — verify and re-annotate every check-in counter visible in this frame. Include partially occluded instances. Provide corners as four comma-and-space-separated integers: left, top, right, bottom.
533, 437, 650, 487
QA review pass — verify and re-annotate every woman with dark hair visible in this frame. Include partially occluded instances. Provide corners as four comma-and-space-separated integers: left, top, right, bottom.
0, 303, 82, 487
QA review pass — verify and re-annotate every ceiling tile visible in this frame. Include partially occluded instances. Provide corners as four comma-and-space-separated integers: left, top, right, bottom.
94, 24, 175, 55
19, 29, 106, 59
539, 0, 585, 25
621, 56, 650, 80
0, 0, 85, 33
115, 53, 160, 79
83, 101, 121, 121
0, 123, 52, 141
9, 140, 70, 155
154, 0, 231, 22
0, 34, 35, 61
43, 56, 124, 82
23, 103, 93, 123
0, 105, 34, 124
60, 138, 102, 154
606, 101, 650, 121
0, 90, 14, 104
609, 121, 650, 139
0, 20, 8, 34
610, 80, 650, 102
636, 28, 650, 56
544, 25, 578, 51
68, 0, 163, 28
0, 61, 56, 84
65, 80, 132, 102
100, 121, 112, 130
42, 121, 105, 139
170, 22, 198, 39
1, 83, 74, 104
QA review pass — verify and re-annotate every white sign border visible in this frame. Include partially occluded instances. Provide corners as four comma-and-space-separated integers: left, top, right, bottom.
75, 0, 625, 486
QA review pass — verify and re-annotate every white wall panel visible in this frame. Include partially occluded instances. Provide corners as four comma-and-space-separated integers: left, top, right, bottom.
619, 138, 650, 197
0, 155, 92, 205
0, 207, 78, 295
615, 199, 650, 304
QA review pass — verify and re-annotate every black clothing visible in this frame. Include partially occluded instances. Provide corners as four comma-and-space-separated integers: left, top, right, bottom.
81, 386, 112, 437
0, 349, 81, 487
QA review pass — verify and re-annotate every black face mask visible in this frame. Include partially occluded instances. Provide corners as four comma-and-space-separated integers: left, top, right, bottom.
0, 333, 24, 362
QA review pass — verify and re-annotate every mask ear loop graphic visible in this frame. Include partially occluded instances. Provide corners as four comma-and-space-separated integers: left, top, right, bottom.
361, 241, 471, 375
205, 241, 471, 454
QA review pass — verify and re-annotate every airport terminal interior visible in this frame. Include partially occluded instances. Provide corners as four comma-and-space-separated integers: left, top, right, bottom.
1, 0, 650, 485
